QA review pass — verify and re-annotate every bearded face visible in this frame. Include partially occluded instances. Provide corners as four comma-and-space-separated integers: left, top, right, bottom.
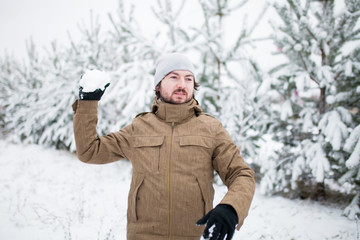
156, 70, 195, 104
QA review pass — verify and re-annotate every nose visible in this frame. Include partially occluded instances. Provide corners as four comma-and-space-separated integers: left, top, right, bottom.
176, 78, 186, 89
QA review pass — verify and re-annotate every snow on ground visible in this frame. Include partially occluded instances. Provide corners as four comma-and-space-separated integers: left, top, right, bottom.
0, 140, 357, 240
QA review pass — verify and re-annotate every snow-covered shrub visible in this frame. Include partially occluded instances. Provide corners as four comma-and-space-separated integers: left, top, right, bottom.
4, 40, 79, 150
0, 54, 18, 136
258, 0, 360, 204
192, 0, 269, 161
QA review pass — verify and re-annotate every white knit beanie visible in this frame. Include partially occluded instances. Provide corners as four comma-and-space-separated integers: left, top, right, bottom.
154, 53, 195, 88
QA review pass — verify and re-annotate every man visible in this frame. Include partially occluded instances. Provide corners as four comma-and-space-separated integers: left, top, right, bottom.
72, 53, 255, 240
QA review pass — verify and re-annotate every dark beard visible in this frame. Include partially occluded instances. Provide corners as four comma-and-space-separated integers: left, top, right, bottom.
159, 92, 194, 104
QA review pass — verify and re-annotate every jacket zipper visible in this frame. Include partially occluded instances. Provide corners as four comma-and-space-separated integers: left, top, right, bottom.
168, 122, 175, 239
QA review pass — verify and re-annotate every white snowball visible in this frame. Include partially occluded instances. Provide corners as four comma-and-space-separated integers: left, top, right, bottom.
79, 69, 111, 92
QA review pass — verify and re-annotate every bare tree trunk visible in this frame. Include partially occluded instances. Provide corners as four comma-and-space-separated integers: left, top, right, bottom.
319, 86, 326, 114
315, 87, 327, 200
315, 182, 326, 201
316, 0, 328, 199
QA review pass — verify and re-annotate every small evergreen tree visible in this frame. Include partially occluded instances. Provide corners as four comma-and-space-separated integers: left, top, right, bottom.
257, 0, 360, 206
0, 53, 20, 136
194, 0, 269, 160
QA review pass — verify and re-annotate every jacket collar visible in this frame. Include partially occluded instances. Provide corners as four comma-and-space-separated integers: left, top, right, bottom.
151, 98, 202, 123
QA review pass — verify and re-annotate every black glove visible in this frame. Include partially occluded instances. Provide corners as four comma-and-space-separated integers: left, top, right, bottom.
79, 83, 110, 101
196, 204, 238, 240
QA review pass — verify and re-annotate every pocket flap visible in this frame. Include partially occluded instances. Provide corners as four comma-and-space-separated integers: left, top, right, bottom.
134, 136, 165, 147
180, 136, 212, 148
131, 174, 145, 221
196, 176, 214, 213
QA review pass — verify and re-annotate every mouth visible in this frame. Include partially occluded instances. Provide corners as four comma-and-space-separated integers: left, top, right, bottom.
173, 90, 186, 96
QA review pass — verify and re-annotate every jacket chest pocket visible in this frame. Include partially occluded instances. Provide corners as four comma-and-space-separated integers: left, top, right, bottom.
179, 136, 213, 169
132, 136, 164, 173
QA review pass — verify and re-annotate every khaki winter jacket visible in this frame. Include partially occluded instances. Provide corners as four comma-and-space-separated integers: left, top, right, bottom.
72, 98, 255, 240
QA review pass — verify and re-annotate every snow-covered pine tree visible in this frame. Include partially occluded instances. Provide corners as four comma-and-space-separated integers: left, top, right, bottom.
193, 0, 269, 161
258, 0, 360, 203
340, 47, 360, 218
4, 39, 50, 145
0, 53, 21, 137
4, 38, 80, 149
0, 54, 11, 135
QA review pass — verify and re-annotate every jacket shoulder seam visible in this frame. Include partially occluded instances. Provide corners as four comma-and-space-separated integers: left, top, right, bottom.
135, 112, 151, 118
200, 112, 216, 119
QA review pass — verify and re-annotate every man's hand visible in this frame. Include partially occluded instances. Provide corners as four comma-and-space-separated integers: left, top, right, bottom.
79, 83, 110, 100
196, 204, 238, 240
78, 69, 111, 101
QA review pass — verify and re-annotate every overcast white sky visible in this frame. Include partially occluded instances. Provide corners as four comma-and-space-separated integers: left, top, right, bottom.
0, 0, 282, 70
0, 0, 119, 59
0, 0, 204, 60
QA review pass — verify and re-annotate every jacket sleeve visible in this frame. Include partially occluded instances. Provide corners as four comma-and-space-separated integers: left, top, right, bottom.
212, 121, 255, 230
72, 100, 132, 164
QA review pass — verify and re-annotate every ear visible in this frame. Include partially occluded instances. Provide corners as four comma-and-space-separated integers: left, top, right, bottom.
155, 83, 161, 91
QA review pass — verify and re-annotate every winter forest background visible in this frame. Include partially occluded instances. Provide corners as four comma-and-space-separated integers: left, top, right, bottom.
0, 0, 360, 238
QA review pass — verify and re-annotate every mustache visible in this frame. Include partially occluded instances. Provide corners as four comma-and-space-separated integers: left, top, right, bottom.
173, 89, 187, 94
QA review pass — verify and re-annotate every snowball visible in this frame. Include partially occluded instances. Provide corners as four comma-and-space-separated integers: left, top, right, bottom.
79, 69, 111, 92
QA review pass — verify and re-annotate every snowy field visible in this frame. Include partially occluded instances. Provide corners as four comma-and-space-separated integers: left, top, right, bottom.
0, 140, 357, 240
